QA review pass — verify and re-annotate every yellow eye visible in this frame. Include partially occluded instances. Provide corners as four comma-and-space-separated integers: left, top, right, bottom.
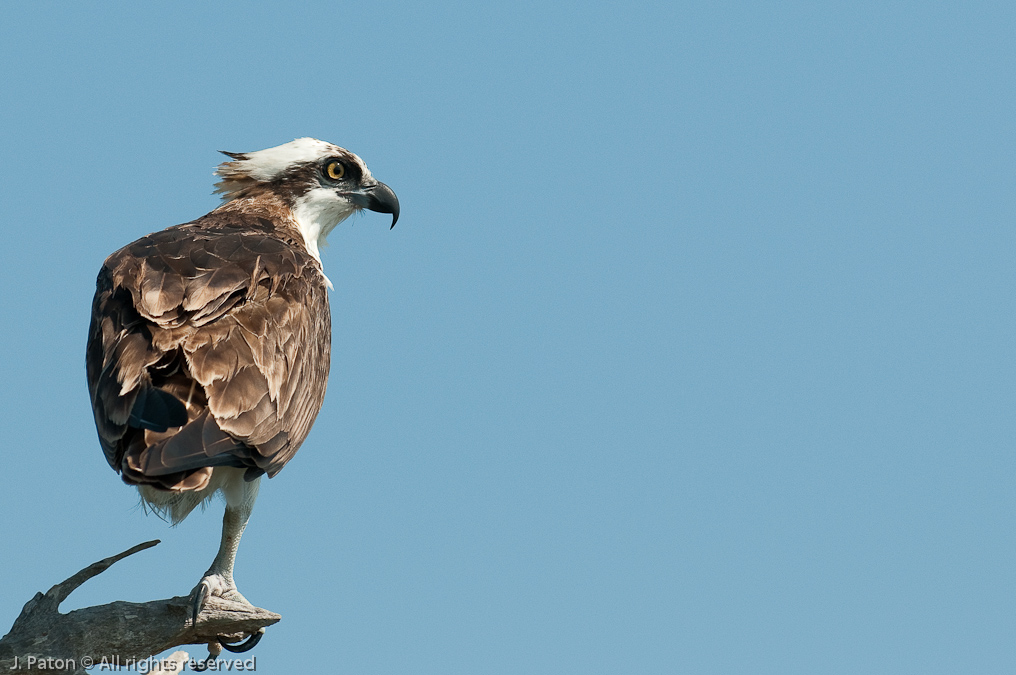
325, 161, 345, 180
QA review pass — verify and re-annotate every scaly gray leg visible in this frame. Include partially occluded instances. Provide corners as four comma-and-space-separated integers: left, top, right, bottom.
191, 475, 261, 624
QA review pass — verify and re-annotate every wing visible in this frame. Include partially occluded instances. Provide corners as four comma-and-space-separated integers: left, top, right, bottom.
86, 215, 331, 491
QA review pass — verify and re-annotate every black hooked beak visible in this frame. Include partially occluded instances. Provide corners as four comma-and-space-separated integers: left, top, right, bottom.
346, 181, 400, 229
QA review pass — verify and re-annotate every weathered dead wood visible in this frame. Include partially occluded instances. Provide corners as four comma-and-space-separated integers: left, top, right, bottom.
0, 541, 279, 674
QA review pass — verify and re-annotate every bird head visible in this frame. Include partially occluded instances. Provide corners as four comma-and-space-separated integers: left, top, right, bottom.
213, 138, 399, 260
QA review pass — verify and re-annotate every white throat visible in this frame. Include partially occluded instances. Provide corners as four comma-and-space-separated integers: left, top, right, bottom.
292, 187, 356, 288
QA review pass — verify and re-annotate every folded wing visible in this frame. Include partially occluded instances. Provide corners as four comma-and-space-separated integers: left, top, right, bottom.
86, 215, 331, 491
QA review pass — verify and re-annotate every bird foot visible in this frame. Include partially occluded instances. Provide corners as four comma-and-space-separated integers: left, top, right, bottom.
190, 573, 252, 624
219, 628, 265, 652
190, 574, 265, 663
192, 629, 265, 671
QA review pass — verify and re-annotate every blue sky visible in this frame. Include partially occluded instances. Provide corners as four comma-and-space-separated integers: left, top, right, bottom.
0, 1, 1013, 673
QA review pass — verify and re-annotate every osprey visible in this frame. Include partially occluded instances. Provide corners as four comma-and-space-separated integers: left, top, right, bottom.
86, 138, 398, 649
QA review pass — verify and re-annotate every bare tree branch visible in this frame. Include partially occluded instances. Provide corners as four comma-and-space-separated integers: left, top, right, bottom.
43, 540, 161, 610
0, 541, 280, 674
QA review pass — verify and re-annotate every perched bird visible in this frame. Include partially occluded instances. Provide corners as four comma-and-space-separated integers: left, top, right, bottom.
86, 138, 398, 648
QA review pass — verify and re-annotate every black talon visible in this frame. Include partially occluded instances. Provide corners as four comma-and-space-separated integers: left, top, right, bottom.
194, 638, 223, 671
218, 628, 264, 653
191, 583, 210, 625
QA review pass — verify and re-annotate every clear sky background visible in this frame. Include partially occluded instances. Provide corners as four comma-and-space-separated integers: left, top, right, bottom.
0, 2, 1013, 673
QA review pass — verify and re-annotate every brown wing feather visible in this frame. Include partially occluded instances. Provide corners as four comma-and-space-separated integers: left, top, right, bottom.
86, 214, 331, 490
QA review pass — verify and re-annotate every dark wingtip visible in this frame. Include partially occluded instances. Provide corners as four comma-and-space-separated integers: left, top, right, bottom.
219, 151, 246, 160
128, 387, 188, 432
